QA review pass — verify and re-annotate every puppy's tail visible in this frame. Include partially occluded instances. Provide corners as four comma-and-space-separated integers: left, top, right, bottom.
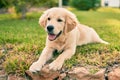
99, 39, 109, 44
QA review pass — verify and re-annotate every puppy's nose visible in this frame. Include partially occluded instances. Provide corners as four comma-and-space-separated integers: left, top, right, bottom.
47, 25, 54, 32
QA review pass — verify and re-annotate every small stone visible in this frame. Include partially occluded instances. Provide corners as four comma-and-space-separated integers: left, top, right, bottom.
108, 68, 120, 80
58, 73, 66, 79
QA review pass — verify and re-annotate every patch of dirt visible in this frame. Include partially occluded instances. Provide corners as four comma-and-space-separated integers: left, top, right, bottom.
7, 74, 25, 80
25, 64, 120, 80
0, 54, 7, 80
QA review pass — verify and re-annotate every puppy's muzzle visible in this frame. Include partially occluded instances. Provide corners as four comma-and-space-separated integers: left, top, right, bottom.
47, 25, 54, 33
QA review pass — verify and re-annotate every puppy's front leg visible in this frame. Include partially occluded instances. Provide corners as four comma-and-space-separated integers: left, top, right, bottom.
29, 47, 54, 72
49, 47, 76, 71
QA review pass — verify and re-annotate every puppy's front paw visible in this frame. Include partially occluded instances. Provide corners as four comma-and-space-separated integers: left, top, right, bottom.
29, 62, 42, 72
49, 61, 63, 71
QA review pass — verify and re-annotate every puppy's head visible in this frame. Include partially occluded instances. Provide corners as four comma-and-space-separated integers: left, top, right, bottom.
39, 7, 78, 41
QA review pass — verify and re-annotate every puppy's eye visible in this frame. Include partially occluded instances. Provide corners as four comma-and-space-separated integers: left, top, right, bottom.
57, 19, 62, 22
48, 17, 51, 21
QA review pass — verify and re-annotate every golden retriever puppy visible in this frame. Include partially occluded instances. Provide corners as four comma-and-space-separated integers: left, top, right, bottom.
29, 7, 108, 72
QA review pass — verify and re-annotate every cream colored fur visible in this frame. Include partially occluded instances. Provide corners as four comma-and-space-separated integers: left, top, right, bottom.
29, 7, 108, 72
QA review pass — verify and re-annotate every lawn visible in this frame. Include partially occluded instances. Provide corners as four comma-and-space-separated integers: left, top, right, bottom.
0, 8, 120, 76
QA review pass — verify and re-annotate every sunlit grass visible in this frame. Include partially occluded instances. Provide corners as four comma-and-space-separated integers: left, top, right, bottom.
97, 7, 120, 13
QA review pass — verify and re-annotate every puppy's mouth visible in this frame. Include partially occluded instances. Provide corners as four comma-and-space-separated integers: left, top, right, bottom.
48, 31, 62, 41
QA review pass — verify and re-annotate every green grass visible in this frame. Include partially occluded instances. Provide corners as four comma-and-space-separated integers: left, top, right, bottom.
0, 8, 120, 75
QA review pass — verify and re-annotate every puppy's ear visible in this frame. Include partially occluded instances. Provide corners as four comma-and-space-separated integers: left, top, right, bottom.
64, 12, 78, 34
39, 10, 49, 27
